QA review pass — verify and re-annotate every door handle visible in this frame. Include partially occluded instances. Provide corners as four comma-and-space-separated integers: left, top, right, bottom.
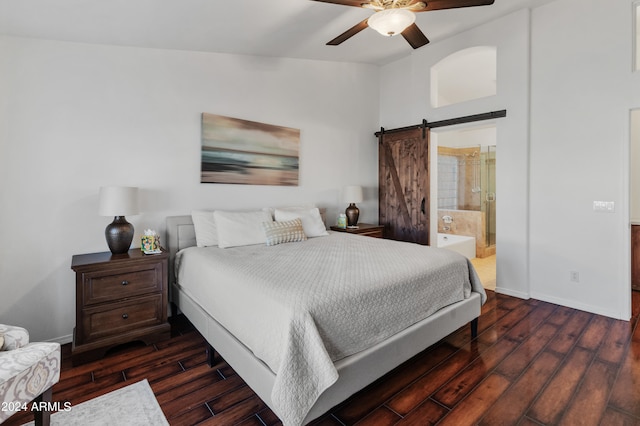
421, 197, 426, 214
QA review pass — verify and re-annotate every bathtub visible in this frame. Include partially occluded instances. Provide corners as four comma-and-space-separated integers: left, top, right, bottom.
437, 233, 476, 259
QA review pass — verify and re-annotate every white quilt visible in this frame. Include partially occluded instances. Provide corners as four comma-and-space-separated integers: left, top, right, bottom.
175, 232, 485, 425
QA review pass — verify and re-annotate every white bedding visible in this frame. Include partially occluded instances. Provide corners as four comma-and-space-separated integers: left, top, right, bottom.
175, 231, 485, 425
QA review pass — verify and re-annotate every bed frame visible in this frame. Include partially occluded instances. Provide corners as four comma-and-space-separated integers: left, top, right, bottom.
166, 215, 482, 424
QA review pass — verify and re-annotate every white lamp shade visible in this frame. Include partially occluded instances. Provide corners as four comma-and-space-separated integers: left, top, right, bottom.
98, 186, 139, 216
368, 9, 416, 37
343, 185, 364, 204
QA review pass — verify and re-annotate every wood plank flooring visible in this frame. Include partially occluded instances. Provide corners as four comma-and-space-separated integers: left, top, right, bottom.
5, 290, 640, 426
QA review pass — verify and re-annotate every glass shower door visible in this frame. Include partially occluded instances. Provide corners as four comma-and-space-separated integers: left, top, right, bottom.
483, 145, 496, 247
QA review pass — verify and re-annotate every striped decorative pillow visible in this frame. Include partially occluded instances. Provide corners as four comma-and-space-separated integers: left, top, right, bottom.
263, 218, 307, 246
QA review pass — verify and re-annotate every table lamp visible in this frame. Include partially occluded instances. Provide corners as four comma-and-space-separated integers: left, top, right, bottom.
343, 185, 363, 228
99, 186, 139, 254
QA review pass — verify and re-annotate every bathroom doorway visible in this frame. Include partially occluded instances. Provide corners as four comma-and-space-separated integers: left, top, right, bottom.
432, 124, 497, 290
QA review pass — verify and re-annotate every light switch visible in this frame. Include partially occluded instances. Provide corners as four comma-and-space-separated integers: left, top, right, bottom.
593, 201, 615, 212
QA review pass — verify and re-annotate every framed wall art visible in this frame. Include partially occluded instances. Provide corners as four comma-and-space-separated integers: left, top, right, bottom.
201, 113, 300, 186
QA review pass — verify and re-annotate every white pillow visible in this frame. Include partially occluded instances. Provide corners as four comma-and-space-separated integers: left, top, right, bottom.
191, 210, 218, 247
214, 210, 273, 248
274, 207, 328, 237
262, 204, 316, 220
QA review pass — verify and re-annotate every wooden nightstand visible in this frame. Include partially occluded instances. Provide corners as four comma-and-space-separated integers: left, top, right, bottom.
330, 223, 385, 238
71, 249, 170, 365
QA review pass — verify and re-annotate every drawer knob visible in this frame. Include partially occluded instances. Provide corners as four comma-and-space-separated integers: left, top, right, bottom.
121, 280, 129, 286
122, 313, 129, 319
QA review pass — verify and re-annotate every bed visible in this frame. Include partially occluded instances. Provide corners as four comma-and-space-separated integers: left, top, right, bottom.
166, 210, 485, 425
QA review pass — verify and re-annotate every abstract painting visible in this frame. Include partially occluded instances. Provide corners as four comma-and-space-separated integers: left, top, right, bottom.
201, 113, 300, 186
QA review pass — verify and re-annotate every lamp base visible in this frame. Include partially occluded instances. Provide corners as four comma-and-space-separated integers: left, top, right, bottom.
345, 203, 360, 227
105, 216, 134, 255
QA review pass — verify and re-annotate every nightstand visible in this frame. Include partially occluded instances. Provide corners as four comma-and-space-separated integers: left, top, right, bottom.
330, 223, 385, 238
71, 249, 170, 365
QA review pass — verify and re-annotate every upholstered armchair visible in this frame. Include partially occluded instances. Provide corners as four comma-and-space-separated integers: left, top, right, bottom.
0, 324, 61, 425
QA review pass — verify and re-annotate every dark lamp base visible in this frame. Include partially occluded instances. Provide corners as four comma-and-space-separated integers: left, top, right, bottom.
105, 216, 134, 255
345, 203, 360, 227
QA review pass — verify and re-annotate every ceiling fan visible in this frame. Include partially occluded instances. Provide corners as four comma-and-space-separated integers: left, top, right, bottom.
312, 0, 495, 49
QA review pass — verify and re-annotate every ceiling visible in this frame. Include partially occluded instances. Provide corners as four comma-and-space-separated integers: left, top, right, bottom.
0, 0, 554, 65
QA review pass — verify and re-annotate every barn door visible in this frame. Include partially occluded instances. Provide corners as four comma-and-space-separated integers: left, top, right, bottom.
378, 126, 430, 245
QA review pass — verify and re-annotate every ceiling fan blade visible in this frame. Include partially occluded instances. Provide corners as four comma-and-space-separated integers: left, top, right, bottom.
401, 23, 429, 49
311, 0, 494, 11
327, 18, 370, 46
418, 0, 495, 12
310, 0, 366, 7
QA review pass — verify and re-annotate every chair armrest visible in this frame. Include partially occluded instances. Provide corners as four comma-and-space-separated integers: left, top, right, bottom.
0, 324, 30, 350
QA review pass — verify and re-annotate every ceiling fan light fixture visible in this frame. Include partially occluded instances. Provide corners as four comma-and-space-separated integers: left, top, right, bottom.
368, 9, 416, 37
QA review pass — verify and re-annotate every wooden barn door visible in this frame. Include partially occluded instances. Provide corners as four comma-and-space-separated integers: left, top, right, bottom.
378, 126, 430, 245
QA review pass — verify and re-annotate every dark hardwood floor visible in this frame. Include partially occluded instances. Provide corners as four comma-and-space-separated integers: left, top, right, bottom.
6, 290, 640, 426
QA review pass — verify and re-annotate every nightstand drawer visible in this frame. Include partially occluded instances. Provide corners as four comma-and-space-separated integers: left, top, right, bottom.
355, 229, 383, 238
81, 294, 164, 342
82, 263, 163, 306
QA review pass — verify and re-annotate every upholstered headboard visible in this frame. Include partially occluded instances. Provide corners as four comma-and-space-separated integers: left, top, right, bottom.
166, 215, 195, 287
167, 215, 197, 255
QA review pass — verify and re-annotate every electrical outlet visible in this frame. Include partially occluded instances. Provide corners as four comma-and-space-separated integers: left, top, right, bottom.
570, 271, 580, 282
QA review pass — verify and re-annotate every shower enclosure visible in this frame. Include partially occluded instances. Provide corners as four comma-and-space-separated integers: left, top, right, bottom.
437, 144, 496, 256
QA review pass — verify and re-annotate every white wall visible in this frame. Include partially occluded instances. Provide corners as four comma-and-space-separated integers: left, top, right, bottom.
529, 0, 633, 319
380, 9, 531, 301
436, 126, 496, 149
381, 0, 639, 320
0, 36, 380, 341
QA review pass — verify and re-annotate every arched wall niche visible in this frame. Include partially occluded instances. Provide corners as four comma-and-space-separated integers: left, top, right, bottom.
430, 46, 497, 108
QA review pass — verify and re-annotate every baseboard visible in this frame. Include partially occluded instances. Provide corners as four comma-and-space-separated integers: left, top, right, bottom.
494, 286, 530, 299
47, 334, 73, 345
530, 291, 630, 321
